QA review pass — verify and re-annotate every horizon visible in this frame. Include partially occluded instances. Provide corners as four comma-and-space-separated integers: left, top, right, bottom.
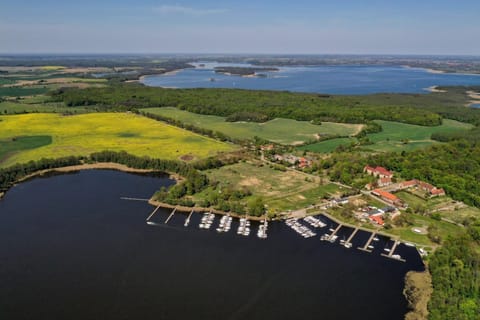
1, 0, 480, 55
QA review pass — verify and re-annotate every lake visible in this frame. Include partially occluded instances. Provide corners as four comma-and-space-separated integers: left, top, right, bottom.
141, 62, 480, 94
0, 170, 424, 319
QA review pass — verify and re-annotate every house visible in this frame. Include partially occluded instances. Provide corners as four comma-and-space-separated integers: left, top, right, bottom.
364, 165, 393, 179
273, 154, 284, 162
431, 188, 446, 197
298, 157, 312, 169
377, 177, 392, 187
369, 215, 384, 226
372, 189, 402, 206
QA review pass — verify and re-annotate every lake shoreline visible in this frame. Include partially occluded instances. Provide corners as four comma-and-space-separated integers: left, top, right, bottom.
0, 162, 178, 201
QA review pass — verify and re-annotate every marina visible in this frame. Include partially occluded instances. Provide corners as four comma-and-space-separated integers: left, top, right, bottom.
237, 217, 251, 236
199, 212, 215, 230
285, 218, 316, 238
216, 214, 233, 233
184, 209, 195, 227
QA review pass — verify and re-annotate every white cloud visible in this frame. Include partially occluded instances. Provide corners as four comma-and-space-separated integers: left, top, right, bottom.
154, 5, 228, 16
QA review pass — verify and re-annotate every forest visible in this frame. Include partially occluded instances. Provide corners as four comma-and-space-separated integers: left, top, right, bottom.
49, 84, 480, 126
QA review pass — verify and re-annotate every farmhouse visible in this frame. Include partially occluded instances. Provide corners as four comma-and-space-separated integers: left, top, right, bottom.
364, 165, 393, 178
377, 177, 392, 187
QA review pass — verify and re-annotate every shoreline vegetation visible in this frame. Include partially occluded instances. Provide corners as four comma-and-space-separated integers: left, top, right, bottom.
403, 270, 433, 320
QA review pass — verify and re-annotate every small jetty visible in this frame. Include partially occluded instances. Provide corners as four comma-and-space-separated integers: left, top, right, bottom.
120, 197, 150, 202
237, 217, 251, 236
216, 215, 233, 233
286, 218, 316, 238
358, 232, 377, 253
146, 205, 161, 222
322, 224, 341, 243
199, 212, 215, 229
184, 209, 195, 227
257, 219, 268, 239
382, 240, 406, 262
164, 207, 177, 224
342, 228, 359, 249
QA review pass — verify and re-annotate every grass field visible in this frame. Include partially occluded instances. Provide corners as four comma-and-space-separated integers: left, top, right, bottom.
198, 161, 343, 212
300, 119, 474, 153
0, 136, 52, 162
0, 86, 50, 97
142, 107, 362, 145
0, 113, 236, 167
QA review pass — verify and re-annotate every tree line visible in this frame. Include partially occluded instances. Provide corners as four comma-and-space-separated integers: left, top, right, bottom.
48, 84, 468, 126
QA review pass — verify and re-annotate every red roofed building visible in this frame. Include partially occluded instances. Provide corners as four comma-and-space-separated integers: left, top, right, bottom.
372, 189, 402, 206
364, 165, 393, 178
369, 215, 384, 226
400, 179, 418, 189
431, 188, 446, 197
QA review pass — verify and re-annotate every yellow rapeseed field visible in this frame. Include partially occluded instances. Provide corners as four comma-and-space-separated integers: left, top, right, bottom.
0, 113, 236, 167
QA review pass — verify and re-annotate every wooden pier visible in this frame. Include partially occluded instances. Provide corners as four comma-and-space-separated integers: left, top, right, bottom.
184, 209, 194, 227
344, 228, 359, 247
164, 207, 177, 224
146, 205, 161, 221
358, 232, 376, 253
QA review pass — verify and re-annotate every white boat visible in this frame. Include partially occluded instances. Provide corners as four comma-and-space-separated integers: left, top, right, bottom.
404, 242, 415, 247
373, 237, 379, 241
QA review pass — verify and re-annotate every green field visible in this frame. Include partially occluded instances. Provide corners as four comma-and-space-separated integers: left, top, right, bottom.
0, 113, 236, 167
300, 119, 474, 153
298, 137, 355, 153
0, 86, 50, 97
0, 136, 52, 162
0, 101, 90, 114
197, 161, 343, 212
142, 107, 362, 145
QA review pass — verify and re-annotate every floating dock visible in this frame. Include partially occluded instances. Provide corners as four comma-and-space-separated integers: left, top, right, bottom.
328, 224, 342, 242
120, 197, 150, 202
381, 240, 406, 262
146, 205, 161, 221
184, 209, 195, 227
344, 228, 359, 248
164, 207, 177, 224
358, 232, 377, 253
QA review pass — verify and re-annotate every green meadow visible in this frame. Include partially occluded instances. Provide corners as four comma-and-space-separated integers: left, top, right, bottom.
142, 107, 362, 145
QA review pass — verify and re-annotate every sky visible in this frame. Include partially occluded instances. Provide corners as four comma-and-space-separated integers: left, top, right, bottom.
1, 0, 480, 55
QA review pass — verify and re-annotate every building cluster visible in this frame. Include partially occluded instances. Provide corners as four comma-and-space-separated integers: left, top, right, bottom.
364, 165, 394, 189
272, 154, 312, 169
355, 205, 398, 226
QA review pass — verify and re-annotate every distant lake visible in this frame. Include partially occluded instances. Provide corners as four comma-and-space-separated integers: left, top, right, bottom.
0, 170, 424, 319
141, 62, 480, 94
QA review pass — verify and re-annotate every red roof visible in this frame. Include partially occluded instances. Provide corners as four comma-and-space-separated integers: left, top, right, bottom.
431, 188, 445, 195
369, 215, 384, 225
373, 189, 399, 202
364, 165, 375, 172
402, 180, 417, 187
374, 166, 393, 177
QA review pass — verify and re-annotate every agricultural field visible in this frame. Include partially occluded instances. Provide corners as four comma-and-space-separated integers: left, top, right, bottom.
0, 113, 236, 167
298, 137, 355, 153
197, 161, 344, 213
0, 136, 52, 162
142, 107, 363, 145
300, 119, 474, 153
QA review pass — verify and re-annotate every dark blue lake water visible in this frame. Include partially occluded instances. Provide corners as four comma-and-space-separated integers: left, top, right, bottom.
0, 170, 424, 319
141, 62, 480, 94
